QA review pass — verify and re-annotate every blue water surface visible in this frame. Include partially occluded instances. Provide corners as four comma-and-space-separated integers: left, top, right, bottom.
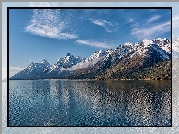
9, 80, 171, 126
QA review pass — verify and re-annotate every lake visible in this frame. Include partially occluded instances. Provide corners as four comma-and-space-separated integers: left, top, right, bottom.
8, 80, 171, 126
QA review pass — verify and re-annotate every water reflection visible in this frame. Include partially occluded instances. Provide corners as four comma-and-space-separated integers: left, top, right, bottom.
9, 80, 171, 126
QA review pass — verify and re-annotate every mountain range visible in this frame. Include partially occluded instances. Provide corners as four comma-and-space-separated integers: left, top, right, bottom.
9, 37, 174, 80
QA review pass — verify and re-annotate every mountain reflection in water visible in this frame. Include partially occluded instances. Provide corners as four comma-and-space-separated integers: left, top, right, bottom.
9, 80, 171, 126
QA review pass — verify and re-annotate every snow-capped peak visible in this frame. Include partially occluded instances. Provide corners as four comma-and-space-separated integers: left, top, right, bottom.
41, 59, 49, 64
124, 42, 133, 47
142, 39, 153, 47
50, 53, 84, 71
66, 53, 71, 56
64, 50, 107, 71
85, 50, 106, 62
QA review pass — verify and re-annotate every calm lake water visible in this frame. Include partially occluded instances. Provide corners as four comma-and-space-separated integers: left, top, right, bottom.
9, 80, 171, 126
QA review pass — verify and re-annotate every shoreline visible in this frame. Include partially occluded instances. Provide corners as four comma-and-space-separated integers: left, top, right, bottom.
8, 78, 172, 81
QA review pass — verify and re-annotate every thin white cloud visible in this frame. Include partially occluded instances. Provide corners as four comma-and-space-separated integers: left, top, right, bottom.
90, 19, 117, 32
62, 56, 105, 71
147, 15, 161, 23
124, 15, 135, 23
25, 9, 78, 40
173, 15, 179, 29
2, 67, 25, 79
10, 67, 25, 78
9, 67, 25, 71
3, 67, 24, 71
125, 18, 134, 24
131, 21, 171, 40
75, 39, 110, 48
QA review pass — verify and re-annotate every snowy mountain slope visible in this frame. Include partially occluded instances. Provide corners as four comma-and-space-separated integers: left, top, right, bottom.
153, 38, 171, 53
50, 53, 84, 72
63, 50, 107, 71
69, 38, 171, 79
103, 38, 171, 65
9, 59, 51, 79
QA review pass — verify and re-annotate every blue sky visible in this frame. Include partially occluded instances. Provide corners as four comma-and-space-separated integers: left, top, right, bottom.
3, 2, 179, 80
9, 8, 171, 72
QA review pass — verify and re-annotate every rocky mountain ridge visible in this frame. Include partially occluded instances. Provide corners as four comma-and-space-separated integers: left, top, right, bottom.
9, 37, 172, 80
